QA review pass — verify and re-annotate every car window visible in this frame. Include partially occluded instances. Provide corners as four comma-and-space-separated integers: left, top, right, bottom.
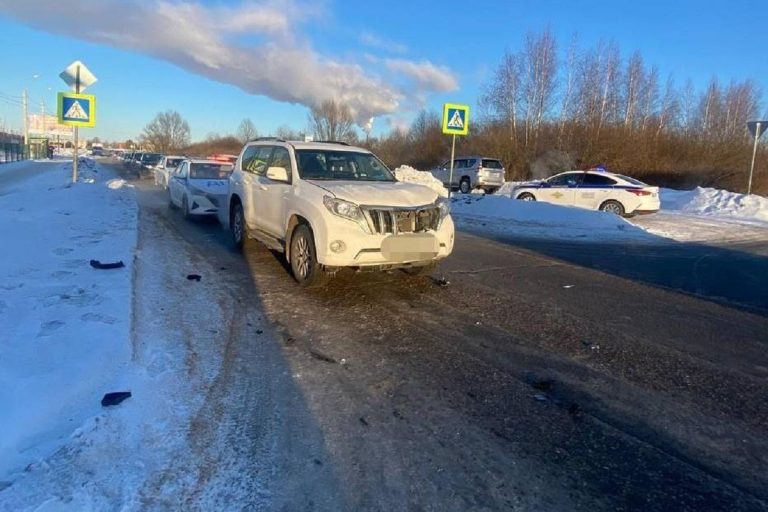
166, 158, 184, 169
547, 173, 582, 187
176, 162, 188, 178
453, 159, 465, 168
465, 158, 478, 168
581, 173, 617, 186
242, 145, 273, 176
268, 147, 292, 181
482, 159, 503, 169
190, 163, 233, 179
296, 150, 395, 182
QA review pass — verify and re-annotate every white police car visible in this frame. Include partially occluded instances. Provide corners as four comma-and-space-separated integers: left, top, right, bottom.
168, 159, 234, 219
513, 169, 660, 216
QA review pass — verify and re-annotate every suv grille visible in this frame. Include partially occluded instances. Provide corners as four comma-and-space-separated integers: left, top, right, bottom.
363, 206, 440, 235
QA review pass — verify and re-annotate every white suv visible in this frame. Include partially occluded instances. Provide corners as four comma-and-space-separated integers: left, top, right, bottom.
224, 139, 454, 286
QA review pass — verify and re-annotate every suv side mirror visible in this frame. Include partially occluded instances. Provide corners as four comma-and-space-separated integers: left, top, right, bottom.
266, 166, 289, 182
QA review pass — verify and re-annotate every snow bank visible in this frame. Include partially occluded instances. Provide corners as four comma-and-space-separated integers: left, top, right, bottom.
497, 181, 525, 197
0, 161, 137, 479
450, 195, 653, 241
394, 165, 448, 198
661, 187, 768, 224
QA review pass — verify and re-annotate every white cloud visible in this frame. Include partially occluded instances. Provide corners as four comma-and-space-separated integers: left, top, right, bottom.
385, 58, 459, 94
0, 0, 458, 125
359, 31, 408, 55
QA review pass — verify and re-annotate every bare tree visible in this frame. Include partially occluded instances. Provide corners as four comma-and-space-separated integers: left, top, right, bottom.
656, 75, 679, 137
522, 29, 558, 149
622, 51, 644, 129
236, 118, 258, 143
480, 51, 523, 146
308, 100, 356, 141
141, 111, 190, 153
558, 34, 579, 146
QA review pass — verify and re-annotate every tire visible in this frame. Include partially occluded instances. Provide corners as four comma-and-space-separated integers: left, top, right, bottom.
168, 190, 176, 209
230, 201, 245, 249
290, 224, 328, 288
599, 200, 625, 216
182, 195, 191, 220
403, 262, 439, 277
459, 178, 471, 194
517, 192, 536, 201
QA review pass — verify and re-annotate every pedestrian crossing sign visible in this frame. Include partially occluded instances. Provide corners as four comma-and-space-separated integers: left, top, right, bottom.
442, 103, 469, 135
58, 92, 96, 127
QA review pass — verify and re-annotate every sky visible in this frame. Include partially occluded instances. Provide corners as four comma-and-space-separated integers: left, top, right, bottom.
0, 0, 766, 143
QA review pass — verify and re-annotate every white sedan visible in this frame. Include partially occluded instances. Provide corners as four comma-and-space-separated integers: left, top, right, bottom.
154, 155, 186, 188
513, 170, 660, 216
168, 159, 234, 218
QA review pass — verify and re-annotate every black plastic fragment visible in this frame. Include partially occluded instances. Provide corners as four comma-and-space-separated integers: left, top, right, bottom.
186, 274, 202, 281
90, 259, 125, 270
101, 391, 132, 407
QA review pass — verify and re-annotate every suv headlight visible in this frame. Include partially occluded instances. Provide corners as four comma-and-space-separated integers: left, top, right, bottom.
436, 197, 450, 226
323, 196, 371, 233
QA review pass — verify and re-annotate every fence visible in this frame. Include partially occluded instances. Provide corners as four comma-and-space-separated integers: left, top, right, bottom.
0, 133, 24, 163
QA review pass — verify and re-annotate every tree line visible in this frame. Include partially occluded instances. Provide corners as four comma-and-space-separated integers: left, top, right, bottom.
369, 30, 766, 194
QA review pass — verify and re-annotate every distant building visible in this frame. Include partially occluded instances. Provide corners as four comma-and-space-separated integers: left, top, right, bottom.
28, 114, 74, 146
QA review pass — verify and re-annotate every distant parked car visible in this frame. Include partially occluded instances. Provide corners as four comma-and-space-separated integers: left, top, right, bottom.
168, 159, 234, 218
128, 151, 144, 172
513, 169, 660, 217
137, 152, 163, 178
207, 154, 238, 164
154, 155, 186, 188
431, 156, 505, 194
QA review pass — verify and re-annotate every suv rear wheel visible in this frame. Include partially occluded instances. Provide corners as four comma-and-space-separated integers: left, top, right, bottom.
459, 178, 471, 194
290, 224, 328, 288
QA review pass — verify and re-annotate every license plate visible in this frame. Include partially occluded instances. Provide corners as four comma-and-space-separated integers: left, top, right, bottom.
381, 234, 439, 262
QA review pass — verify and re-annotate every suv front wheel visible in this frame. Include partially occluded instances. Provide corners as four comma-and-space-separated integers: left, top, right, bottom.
290, 224, 328, 288
231, 201, 246, 249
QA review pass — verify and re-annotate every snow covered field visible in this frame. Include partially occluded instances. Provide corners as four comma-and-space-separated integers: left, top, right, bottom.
395, 166, 768, 244
0, 160, 137, 488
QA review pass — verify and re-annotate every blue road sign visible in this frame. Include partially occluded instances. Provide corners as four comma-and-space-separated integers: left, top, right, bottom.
58, 92, 96, 127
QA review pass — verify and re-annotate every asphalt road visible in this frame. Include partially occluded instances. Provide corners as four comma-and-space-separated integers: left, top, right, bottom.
118, 162, 768, 511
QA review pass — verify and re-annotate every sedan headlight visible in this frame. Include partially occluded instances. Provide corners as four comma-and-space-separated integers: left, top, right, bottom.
323, 196, 371, 233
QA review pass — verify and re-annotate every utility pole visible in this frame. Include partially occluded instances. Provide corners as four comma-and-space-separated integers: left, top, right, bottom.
22, 89, 29, 157
73, 65, 80, 182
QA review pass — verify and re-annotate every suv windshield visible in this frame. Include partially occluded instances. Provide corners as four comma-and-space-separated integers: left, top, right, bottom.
296, 150, 395, 182
190, 162, 233, 179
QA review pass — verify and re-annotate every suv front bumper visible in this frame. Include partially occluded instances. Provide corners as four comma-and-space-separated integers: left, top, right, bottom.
315, 216, 455, 268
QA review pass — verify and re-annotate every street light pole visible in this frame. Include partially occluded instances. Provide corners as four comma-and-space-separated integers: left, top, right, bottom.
748, 121, 761, 196
22, 89, 29, 156
72, 65, 80, 183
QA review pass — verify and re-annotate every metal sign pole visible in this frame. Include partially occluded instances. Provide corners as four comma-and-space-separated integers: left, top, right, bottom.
748, 121, 760, 195
448, 134, 456, 199
72, 65, 81, 183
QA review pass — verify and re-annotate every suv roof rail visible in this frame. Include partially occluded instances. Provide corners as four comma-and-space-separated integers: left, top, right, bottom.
248, 136, 286, 143
312, 140, 350, 146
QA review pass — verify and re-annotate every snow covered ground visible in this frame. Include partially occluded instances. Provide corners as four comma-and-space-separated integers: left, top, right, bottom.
0, 159, 137, 486
394, 167, 768, 244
